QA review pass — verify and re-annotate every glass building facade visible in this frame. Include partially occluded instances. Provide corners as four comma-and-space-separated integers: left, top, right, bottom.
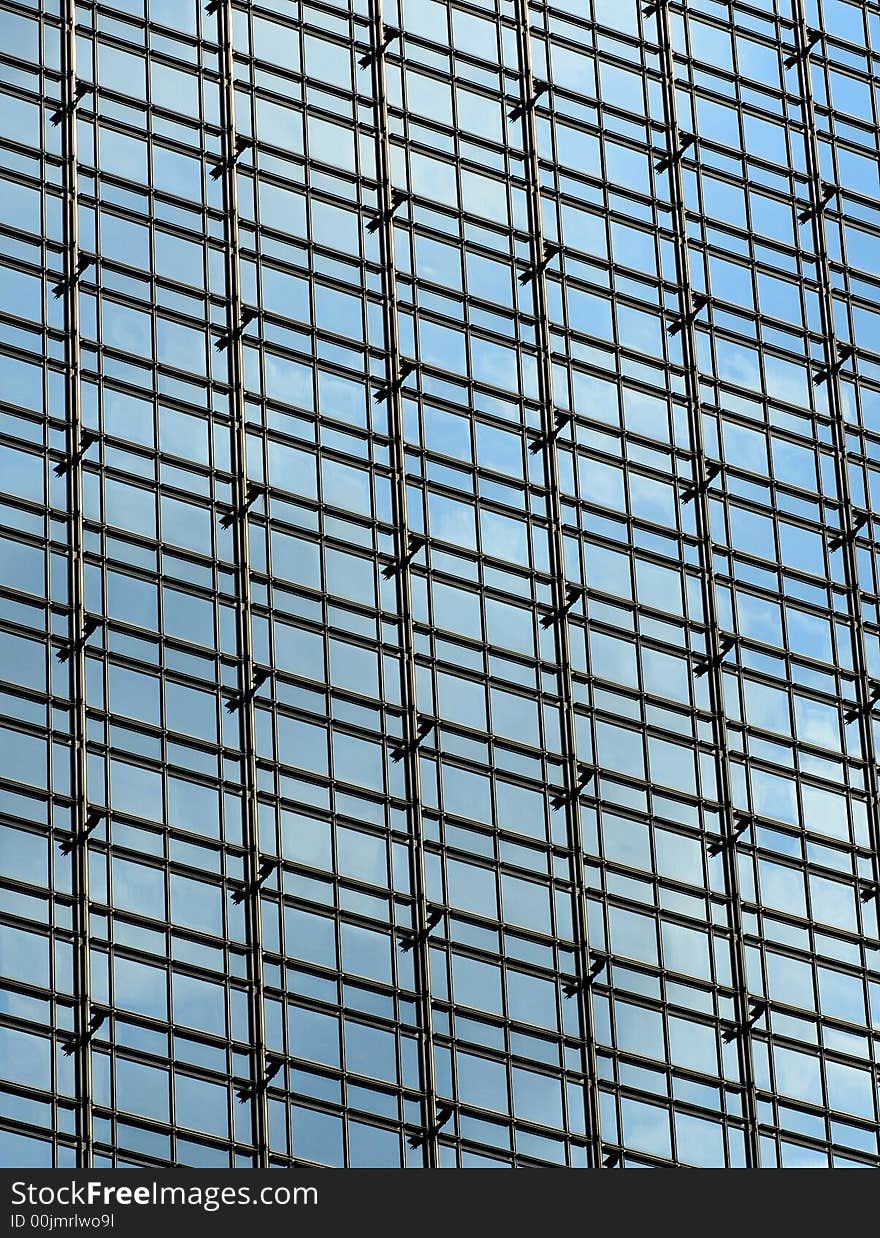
1, 0, 880, 1170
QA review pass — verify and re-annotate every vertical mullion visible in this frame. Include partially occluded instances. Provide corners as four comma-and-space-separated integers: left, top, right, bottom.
367, 1, 440, 1168
789, 5, 880, 882
59, 0, 93, 1171
653, 3, 760, 1167
512, 0, 604, 1169
214, 0, 269, 1168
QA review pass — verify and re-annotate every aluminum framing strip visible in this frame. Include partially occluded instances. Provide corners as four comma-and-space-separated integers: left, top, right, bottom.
788, 5, 880, 912
366, 0, 441, 1168
652, 3, 761, 1167
512, 0, 604, 1169
214, 0, 271, 1168
58, 0, 95, 1170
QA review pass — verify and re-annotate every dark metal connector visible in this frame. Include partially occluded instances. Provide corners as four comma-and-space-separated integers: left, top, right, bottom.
798, 181, 838, 224
529, 410, 572, 456
59, 807, 105, 855
359, 25, 400, 70
827, 511, 867, 552
813, 343, 853, 387
61, 1009, 106, 1057
382, 533, 426, 581
215, 305, 260, 353
57, 615, 103, 663
708, 813, 752, 857
667, 292, 708, 337
655, 132, 693, 174
562, 954, 607, 998
509, 79, 548, 122
52, 254, 93, 299
844, 684, 880, 725
397, 905, 445, 953
391, 716, 434, 764
367, 187, 410, 234
784, 28, 823, 70
680, 460, 721, 505
220, 481, 265, 529
519, 242, 561, 287
236, 1054, 283, 1103
693, 633, 736, 680
210, 135, 253, 181
374, 359, 416, 404
540, 584, 584, 631
50, 80, 93, 127
226, 665, 273, 714
232, 857, 279, 905
407, 1103, 453, 1150
54, 430, 99, 478
551, 762, 596, 811
722, 998, 768, 1044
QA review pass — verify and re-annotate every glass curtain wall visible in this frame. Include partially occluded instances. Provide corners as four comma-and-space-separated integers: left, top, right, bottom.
0, 0, 879, 1170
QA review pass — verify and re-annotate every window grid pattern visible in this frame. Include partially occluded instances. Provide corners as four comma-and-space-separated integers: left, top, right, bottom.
214, 0, 270, 1165
791, 3, 880, 871
367, 0, 441, 1164
654, 0, 760, 1164
57, 2, 97, 1169
2, 0, 880, 1171
512, 0, 604, 1168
